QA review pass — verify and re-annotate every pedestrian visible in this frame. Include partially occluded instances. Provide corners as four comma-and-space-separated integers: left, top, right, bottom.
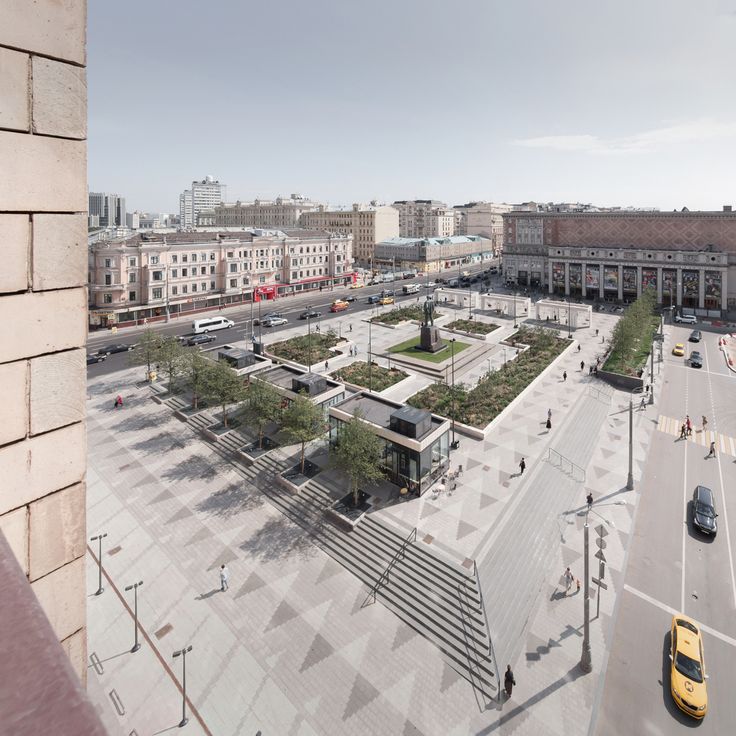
349, 323, 353, 332
680, 423, 687, 440
576, 577, 581, 593
589, 365, 593, 375
580, 360, 584, 371
316, 324, 320, 332
220, 564, 229, 592
547, 408, 552, 421
595, 328, 599, 337
504, 665, 516, 699
707, 441, 716, 458
564, 567, 574, 594
702, 415, 707, 432
114, 394, 123, 409
639, 396, 646, 411
563, 371, 567, 382
519, 457, 526, 475
546, 417, 552, 431
324, 360, 329, 370
577, 344, 581, 352
686, 416, 692, 437
593, 366, 598, 376
586, 492, 593, 511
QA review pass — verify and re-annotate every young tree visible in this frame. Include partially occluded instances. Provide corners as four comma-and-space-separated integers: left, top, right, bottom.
331, 410, 383, 506
281, 393, 326, 472
183, 350, 210, 409
129, 328, 162, 377
201, 359, 248, 428
239, 379, 282, 447
157, 336, 186, 395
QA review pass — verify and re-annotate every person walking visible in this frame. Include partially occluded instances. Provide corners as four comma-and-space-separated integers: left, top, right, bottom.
580, 360, 585, 371
595, 328, 599, 337
577, 344, 581, 352
114, 395, 123, 409
219, 564, 229, 592
686, 415, 692, 437
546, 417, 552, 431
639, 396, 647, 411
349, 323, 353, 332
564, 567, 574, 595
589, 365, 593, 375
702, 415, 707, 432
504, 665, 516, 699
563, 371, 567, 382
519, 457, 526, 475
679, 423, 687, 440
707, 441, 716, 458
586, 492, 593, 512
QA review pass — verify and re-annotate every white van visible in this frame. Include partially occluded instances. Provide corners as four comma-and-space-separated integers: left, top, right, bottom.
674, 313, 697, 324
192, 316, 234, 334
402, 283, 420, 294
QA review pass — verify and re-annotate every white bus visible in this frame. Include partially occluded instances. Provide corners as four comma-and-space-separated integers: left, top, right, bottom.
192, 316, 234, 334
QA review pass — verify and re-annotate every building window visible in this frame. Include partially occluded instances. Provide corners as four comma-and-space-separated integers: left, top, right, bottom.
192, 283, 197, 292
210, 265, 215, 274
259, 275, 266, 283
182, 254, 188, 262
104, 258, 112, 268
128, 273, 136, 283
152, 271, 163, 281
128, 291, 136, 301
182, 268, 188, 277
229, 263, 237, 273
150, 256, 159, 265
152, 287, 163, 299
105, 274, 112, 285
182, 285, 188, 294
172, 255, 178, 264
201, 282, 207, 291
128, 257, 136, 267
227, 251, 234, 258
191, 253, 197, 262
200, 266, 205, 275
171, 269, 178, 278
210, 281, 216, 289
103, 293, 112, 303
229, 279, 237, 288
209, 252, 215, 260
172, 286, 178, 296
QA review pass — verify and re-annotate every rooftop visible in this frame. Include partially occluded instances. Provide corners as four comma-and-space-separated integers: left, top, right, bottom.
377, 235, 488, 247
260, 365, 340, 395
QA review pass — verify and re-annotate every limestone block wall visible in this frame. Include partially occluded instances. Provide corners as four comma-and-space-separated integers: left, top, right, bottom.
0, 0, 89, 684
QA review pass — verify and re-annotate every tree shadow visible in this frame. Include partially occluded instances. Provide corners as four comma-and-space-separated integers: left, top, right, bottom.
110, 412, 171, 433
238, 516, 319, 563
195, 481, 265, 518
130, 431, 193, 455
161, 453, 232, 483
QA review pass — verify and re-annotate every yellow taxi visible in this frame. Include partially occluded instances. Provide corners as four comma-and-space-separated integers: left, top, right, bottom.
672, 343, 685, 357
379, 296, 394, 305
349, 282, 365, 289
669, 614, 708, 719
330, 300, 349, 313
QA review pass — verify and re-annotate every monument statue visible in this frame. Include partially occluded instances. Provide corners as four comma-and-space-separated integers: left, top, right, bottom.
419, 296, 444, 353
422, 297, 435, 327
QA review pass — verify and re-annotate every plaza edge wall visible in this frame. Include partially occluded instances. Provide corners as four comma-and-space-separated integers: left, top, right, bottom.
0, 0, 89, 685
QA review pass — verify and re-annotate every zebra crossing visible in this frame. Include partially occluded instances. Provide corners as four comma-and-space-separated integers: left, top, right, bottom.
657, 415, 736, 457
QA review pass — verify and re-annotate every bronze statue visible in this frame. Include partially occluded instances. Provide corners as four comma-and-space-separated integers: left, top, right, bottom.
422, 297, 435, 327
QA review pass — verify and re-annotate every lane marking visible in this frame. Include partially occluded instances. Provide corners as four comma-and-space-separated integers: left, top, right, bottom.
654, 415, 736, 457
624, 584, 736, 648
681, 370, 689, 613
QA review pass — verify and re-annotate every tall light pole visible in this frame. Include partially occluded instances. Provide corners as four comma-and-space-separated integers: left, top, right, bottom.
124, 580, 144, 652
627, 392, 635, 490
368, 312, 373, 392
173, 645, 193, 728
307, 306, 312, 373
567, 298, 572, 338
450, 338, 457, 447
513, 292, 518, 328
468, 272, 473, 320
90, 533, 107, 596
580, 521, 592, 673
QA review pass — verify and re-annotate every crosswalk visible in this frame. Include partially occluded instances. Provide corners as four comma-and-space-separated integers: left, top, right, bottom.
657, 415, 736, 457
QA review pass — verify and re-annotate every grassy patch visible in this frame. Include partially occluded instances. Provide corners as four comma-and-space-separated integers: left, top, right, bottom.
371, 305, 440, 325
269, 330, 341, 363
331, 361, 407, 391
603, 316, 659, 375
445, 319, 498, 335
388, 335, 471, 363
408, 326, 567, 427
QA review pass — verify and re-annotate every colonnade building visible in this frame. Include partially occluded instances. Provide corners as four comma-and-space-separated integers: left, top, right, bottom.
502, 209, 736, 315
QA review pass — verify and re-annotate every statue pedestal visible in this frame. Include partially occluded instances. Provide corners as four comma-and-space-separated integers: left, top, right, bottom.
419, 325, 445, 353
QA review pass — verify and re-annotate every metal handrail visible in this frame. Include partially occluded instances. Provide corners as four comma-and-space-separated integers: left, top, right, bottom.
547, 448, 586, 483
364, 527, 417, 605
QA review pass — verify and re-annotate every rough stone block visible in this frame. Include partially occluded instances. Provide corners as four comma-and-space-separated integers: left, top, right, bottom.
29, 483, 85, 580
0, 507, 29, 576
0, 48, 29, 132
0, 422, 86, 516
0, 360, 28, 446
0, 132, 86, 212
30, 349, 85, 435
0, 288, 87, 364
31, 556, 85, 642
60, 627, 87, 686
0, 0, 87, 65
0, 214, 30, 294
32, 57, 87, 139
32, 214, 87, 290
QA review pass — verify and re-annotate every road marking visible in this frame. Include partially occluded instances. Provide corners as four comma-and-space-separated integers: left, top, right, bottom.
655, 415, 736, 456
681, 370, 689, 613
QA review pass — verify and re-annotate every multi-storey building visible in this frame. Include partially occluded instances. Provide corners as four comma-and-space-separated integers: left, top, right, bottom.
88, 191, 126, 228
88, 229, 354, 327
391, 200, 455, 239
300, 203, 399, 266
374, 235, 493, 273
179, 175, 226, 228
502, 209, 736, 314
201, 194, 321, 229
453, 201, 512, 254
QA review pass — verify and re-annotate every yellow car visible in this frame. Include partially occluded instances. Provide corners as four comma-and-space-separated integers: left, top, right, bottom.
672, 343, 685, 357
669, 615, 708, 719
350, 282, 365, 289
379, 296, 394, 305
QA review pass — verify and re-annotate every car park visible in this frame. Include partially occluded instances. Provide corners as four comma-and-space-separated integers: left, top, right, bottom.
672, 343, 685, 356
97, 343, 135, 355
86, 353, 107, 365
186, 333, 216, 346
261, 316, 288, 327
691, 485, 717, 536
689, 351, 703, 368
669, 615, 708, 719
299, 310, 322, 320
688, 330, 702, 342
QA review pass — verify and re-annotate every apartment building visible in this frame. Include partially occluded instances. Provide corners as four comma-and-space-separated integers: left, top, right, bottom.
89, 191, 126, 228
453, 201, 512, 254
89, 229, 354, 327
374, 235, 493, 273
300, 203, 399, 266
392, 200, 455, 239
179, 175, 227, 228
201, 194, 321, 229
502, 209, 736, 314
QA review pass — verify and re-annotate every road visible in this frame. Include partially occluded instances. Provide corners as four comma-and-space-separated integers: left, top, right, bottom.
595, 324, 736, 734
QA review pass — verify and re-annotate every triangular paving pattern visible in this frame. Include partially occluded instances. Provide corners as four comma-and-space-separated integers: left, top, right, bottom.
456, 519, 477, 541
479, 493, 496, 510
391, 623, 419, 651
420, 503, 440, 519
149, 488, 175, 504
166, 506, 194, 524
299, 633, 334, 672
235, 571, 266, 599
185, 527, 212, 546
315, 558, 342, 586
439, 660, 464, 693
265, 600, 299, 632
342, 674, 381, 721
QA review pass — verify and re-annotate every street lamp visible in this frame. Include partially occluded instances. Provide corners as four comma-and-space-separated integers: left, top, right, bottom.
172, 645, 193, 728
450, 338, 457, 448
124, 580, 144, 652
648, 337, 655, 406
307, 305, 313, 373
579, 522, 592, 673
90, 533, 107, 596
567, 298, 572, 338
626, 387, 641, 491
368, 311, 373, 392
513, 292, 518, 328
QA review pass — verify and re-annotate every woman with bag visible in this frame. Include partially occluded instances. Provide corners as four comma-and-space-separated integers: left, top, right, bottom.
504, 665, 516, 698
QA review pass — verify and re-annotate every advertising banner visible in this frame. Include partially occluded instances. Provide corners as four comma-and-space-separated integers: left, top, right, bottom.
662, 270, 676, 301
682, 270, 699, 298
704, 271, 721, 299
622, 267, 637, 293
604, 267, 618, 290
569, 264, 582, 289
585, 266, 600, 289
552, 262, 565, 285
641, 268, 657, 291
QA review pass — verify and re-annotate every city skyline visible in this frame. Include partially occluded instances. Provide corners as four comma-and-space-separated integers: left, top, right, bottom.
88, 0, 736, 214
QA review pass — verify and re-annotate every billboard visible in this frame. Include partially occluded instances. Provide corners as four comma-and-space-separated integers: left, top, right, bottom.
662, 270, 676, 301
604, 267, 618, 290
682, 270, 699, 299
585, 266, 600, 290
641, 268, 657, 291
552, 262, 565, 285
704, 271, 721, 299
569, 264, 582, 289
622, 267, 637, 293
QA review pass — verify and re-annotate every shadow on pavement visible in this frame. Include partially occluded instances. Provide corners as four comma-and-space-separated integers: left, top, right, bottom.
195, 588, 221, 601
161, 454, 231, 483
239, 516, 319, 563
195, 481, 265, 518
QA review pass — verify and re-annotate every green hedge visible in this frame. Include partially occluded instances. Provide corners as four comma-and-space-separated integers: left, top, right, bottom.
445, 319, 498, 335
269, 330, 341, 363
372, 305, 438, 325
331, 361, 407, 391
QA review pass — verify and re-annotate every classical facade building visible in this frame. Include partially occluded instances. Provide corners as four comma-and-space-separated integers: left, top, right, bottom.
453, 202, 512, 254
502, 210, 736, 314
300, 203, 399, 266
374, 235, 493, 273
89, 229, 354, 326
392, 200, 455, 239
200, 194, 321, 229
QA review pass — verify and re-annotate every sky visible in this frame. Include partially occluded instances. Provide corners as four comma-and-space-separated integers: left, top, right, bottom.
88, 0, 736, 214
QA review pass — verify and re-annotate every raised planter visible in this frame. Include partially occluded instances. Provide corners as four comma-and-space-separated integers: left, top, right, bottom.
239, 436, 279, 463
597, 369, 644, 392
276, 460, 321, 494
325, 491, 373, 531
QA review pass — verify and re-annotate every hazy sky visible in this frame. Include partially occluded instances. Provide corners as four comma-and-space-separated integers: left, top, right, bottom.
88, 0, 736, 213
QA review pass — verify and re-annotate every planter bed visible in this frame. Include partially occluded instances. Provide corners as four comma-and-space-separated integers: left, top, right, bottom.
388, 336, 471, 364
268, 332, 344, 364
331, 361, 407, 392
443, 319, 498, 336
239, 436, 279, 461
325, 491, 373, 531
370, 305, 436, 326
281, 459, 321, 488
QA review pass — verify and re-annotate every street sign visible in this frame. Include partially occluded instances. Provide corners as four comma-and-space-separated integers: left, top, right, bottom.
594, 549, 607, 562
595, 525, 608, 538
592, 577, 608, 590
595, 538, 607, 550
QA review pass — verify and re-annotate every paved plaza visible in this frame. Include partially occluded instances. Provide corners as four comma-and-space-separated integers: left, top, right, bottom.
85, 307, 663, 735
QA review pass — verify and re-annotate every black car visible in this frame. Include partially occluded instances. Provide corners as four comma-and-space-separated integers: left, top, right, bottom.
86, 353, 107, 365
688, 330, 702, 342
689, 351, 703, 368
298, 310, 322, 320
344, 294, 357, 302
381, 289, 394, 297
186, 334, 216, 346
691, 485, 717, 536
97, 343, 135, 355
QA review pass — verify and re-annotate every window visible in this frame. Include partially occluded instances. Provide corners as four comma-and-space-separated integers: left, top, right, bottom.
201, 282, 207, 291
210, 280, 215, 289
152, 271, 163, 281
210, 265, 215, 274
209, 252, 215, 261
182, 268, 188, 277
105, 274, 112, 285
128, 273, 136, 283
182, 254, 188, 263
192, 283, 197, 292
172, 286, 178, 296
200, 266, 206, 275
152, 287, 163, 299
201, 253, 207, 261
227, 251, 234, 258
128, 257, 136, 267
150, 256, 159, 265
172, 255, 178, 264
229, 263, 237, 273
171, 269, 178, 278
128, 291, 136, 301
229, 279, 237, 288
191, 253, 197, 262
104, 258, 112, 268
182, 285, 188, 294
292, 271, 298, 279
103, 293, 112, 303
259, 275, 266, 283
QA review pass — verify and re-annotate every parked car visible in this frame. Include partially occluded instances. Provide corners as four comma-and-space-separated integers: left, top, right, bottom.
186, 333, 216, 346
97, 343, 135, 356
689, 351, 703, 368
669, 615, 708, 719
672, 343, 685, 357
691, 485, 717, 536
675, 313, 697, 324
86, 353, 107, 365
298, 310, 322, 320
688, 330, 702, 342
261, 316, 288, 327
253, 311, 283, 326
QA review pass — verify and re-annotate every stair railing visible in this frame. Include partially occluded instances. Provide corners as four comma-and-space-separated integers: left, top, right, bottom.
363, 527, 417, 606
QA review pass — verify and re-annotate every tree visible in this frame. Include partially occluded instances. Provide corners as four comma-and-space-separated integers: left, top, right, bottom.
157, 336, 186, 395
331, 410, 383, 506
130, 328, 162, 377
281, 393, 326, 472
200, 359, 247, 428
182, 350, 210, 409
238, 379, 282, 447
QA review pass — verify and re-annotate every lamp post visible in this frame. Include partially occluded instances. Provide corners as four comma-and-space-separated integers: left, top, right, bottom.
124, 580, 144, 652
164, 265, 170, 323
173, 645, 193, 728
648, 337, 655, 406
307, 305, 312, 373
249, 297, 254, 340
368, 312, 373, 392
626, 389, 638, 491
90, 533, 107, 596
257, 290, 262, 342
450, 338, 457, 447
567, 298, 572, 338
579, 522, 593, 673
513, 292, 518, 328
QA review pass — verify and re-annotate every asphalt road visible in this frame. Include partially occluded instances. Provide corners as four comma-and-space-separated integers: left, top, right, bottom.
595, 324, 736, 735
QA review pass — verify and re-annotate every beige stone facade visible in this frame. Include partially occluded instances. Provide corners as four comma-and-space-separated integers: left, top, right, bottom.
391, 200, 455, 239
300, 204, 399, 266
454, 202, 512, 254
0, 0, 89, 684
202, 195, 321, 229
